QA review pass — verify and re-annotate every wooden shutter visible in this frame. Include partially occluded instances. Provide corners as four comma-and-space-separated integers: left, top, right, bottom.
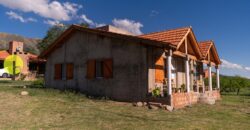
103, 59, 113, 79
155, 57, 165, 83
54, 64, 62, 80
86, 60, 96, 79
66, 63, 74, 80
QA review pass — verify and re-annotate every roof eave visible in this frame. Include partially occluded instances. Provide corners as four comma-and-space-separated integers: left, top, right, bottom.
39, 25, 176, 58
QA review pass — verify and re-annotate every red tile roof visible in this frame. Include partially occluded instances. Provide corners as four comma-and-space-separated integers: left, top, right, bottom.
198, 41, 213, 57
139, 27, 190, 46
28, 53, 46, 62
0, 50, 10, 60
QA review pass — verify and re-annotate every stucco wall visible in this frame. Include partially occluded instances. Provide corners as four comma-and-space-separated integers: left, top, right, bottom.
45, 31, 148, 102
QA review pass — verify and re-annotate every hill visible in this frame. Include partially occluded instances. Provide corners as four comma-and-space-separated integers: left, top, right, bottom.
0, 32, 41, 54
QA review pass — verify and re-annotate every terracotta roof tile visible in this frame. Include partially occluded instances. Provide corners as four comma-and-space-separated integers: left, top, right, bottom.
139, 27, 190, 46
0, 50, 10, 60
198, 41, 213, 57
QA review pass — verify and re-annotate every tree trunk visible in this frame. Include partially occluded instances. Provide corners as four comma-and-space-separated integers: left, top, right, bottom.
237, 88, 240, 95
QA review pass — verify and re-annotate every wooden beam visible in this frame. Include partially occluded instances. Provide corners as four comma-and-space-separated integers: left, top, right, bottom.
185, 37, 188, 54
201, 60, 216, 66
177, 29, 191, 49
173, 51, 197, 60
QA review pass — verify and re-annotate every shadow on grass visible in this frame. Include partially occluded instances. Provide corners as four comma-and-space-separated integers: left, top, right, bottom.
0, 80, 12, 84
221, 93, 250, 97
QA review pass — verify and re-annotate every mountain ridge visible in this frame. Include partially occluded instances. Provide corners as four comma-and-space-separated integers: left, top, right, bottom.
0, 32, 41, 55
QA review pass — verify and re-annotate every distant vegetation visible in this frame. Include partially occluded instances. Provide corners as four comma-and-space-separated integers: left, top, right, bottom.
0, 23, 89, 55
0, 33, 40, 54
38, 23, 89, 53
205, 75, 250, 95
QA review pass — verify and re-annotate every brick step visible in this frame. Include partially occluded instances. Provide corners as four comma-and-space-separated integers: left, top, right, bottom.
198, 94, 215, 105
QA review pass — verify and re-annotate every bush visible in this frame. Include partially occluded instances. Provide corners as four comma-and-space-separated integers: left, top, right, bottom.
31, 79, 45, 88
152, 87, 161, 97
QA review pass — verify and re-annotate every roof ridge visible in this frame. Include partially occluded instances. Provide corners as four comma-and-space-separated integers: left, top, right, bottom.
140, 26, 191, 36
199, 40, 214, 43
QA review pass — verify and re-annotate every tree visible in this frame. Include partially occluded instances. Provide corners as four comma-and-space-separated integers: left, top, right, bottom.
37, 23, 89, 53
37, 25, 69, 53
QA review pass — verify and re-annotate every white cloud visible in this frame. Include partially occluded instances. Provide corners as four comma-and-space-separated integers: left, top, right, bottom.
220, 59, 250, 78
43, 20, 60, 26
0, 0, 82, 21
79, 14, 105, 27
221, 59, 244, 70
245, 67, 250, 71
112, 18, 143, 35
80, 14, 94, 25
6, 11, 37, 23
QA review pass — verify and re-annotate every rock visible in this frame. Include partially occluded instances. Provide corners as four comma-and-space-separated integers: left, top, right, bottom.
143, 102, 147, 106
148, 104, 159, 110
136, 102, 143, 107
207, 98, 215, 105
23, 85, 27, 89
163, 105, 173, 112
21, 91, 29, 96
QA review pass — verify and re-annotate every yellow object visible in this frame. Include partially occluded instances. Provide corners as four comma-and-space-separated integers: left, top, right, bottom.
4, 55, 23, 75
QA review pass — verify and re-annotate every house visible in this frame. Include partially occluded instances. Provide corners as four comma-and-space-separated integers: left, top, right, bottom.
0, 41, 45, 78
40, 25, 221, 109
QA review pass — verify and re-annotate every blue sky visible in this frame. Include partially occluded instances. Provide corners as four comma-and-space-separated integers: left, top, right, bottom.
0, 0, 250, 78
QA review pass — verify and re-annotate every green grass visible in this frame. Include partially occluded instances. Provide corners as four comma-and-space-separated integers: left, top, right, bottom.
0, 81, 249, 130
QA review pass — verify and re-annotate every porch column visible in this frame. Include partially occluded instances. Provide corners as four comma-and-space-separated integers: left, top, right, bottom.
208, 64, 212, 91
167, 49, 172, 95
185, 56, 190, 93
216, 65, 220, 89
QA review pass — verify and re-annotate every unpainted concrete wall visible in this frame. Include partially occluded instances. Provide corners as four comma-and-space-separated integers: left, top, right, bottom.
45, 31, 148, 102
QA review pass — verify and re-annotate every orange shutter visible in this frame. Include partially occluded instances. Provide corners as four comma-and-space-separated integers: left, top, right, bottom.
86, 60, 96, 79
103, 59, 113, 79
155, 57, 165, 83
54, 64, 62, 80
66, 63, 74, 80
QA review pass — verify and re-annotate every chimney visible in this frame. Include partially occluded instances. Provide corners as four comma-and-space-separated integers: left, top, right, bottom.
95, 25, 134, 35
9, 41, 24, 54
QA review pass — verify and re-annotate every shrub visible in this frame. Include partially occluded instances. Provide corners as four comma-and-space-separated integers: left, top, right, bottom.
152, 87, 161, 97
181, 84, 186, 92
31, 78, 45, 88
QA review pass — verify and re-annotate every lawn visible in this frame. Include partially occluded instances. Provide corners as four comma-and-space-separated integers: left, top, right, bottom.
0, 80, 249, 130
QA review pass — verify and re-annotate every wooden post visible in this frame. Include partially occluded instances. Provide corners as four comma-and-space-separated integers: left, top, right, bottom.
208, 64, 212, 91
185, 56, 190, 93
216, 65, 220, 89
12, 60, 16, 81
184, 37, 190, 93
167, 49, 172, 95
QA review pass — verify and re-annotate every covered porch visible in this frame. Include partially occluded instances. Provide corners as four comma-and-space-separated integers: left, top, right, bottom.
143, 28, 221, 109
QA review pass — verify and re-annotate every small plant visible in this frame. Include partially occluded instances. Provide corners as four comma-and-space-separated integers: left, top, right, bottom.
181, 84, 186, 92
152, 87, 161, 97
31, 78, 45, 88
19, 74, 26, 81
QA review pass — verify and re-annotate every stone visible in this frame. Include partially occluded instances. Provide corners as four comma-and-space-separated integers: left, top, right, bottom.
143, 102, 147, 106
148, 104, 159, 110
23, 85, 27, 89
206, 98, 215, 105
136, 102, 143, 107
163, 105, 173, 112
21, 91, 29, 96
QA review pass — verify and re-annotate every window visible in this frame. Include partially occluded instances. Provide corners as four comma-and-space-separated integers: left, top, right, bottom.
62, 64, 66, 80
54, 64, 62, 80
66, 63, 74, 80
54, 63, 74, 80
95, 60, 104, 78
86, 59, 113, 79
